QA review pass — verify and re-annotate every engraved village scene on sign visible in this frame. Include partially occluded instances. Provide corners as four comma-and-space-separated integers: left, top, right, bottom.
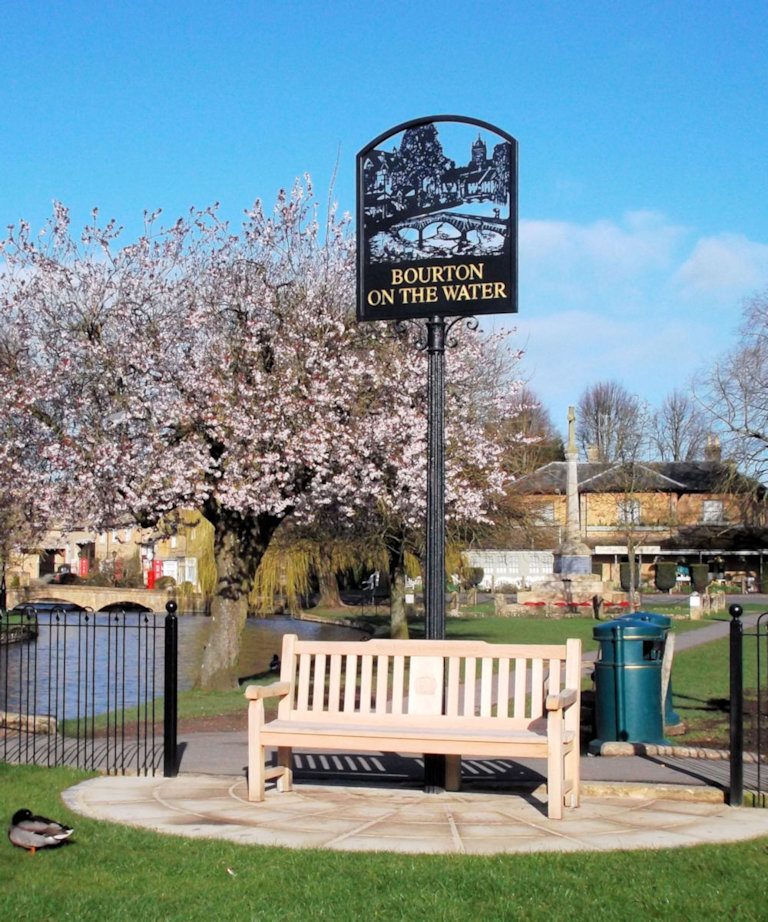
357, 117, 518, 321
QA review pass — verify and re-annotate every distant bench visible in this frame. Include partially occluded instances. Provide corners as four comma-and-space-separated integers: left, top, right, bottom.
245, 634, 582, 819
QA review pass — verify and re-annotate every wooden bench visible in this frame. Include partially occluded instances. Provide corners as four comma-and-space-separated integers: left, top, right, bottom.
245, 634, 582, 819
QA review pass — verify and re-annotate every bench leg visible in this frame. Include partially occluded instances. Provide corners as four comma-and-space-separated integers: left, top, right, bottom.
248, 743, 267, 802
547, 717, 564, 819
277, 747, 293, 793
247, 700, 266, 802
445, 755, 461, 792
564, 741, 580, 808
547, 760, 564, 819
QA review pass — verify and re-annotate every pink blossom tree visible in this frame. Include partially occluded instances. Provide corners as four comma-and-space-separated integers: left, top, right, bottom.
344, 320, 523, 636
0, 181, 526, 685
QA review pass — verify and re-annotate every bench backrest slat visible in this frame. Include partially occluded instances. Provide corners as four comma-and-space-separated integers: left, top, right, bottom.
480, 658, 494, 717
497, 658, 510, 718
376, 654, 389, 714
359, 654, 373, 714
446, 656, 461, 715
513, 658, 527, 720
276, 635, 580, 726
530, 659, 544, 715
463, 657, 476, 716
392, 656, 405, 714
343, 654, 357, 712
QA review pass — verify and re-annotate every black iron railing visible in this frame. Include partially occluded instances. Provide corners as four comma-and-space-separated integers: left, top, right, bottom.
0, 607, 177, 776
729, 604, 768, 806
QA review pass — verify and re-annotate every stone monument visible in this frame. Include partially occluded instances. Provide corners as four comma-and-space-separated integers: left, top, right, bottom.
516, 407, 620, 612
553, 406, 593, 576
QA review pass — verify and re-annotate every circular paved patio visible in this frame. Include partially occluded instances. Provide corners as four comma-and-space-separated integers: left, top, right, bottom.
63, 773, 768, 855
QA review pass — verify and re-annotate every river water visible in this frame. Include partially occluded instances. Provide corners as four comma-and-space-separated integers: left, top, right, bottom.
177, 614, 366, 687
0, 612, 366, 721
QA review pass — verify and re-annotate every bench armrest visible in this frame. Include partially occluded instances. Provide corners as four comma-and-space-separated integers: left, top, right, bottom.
245, 682, 291, 701
545, 688, 578, 711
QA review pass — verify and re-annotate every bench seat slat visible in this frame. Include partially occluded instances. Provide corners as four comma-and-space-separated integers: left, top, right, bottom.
259, 720, 575, 757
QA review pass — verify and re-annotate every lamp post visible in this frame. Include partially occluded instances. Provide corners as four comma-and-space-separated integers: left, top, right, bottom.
399, 314, 477, 790
424, 316, 447, 642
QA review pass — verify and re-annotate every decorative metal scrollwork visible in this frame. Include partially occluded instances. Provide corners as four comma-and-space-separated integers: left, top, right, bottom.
445, 316, 479, 349
393, 315, 479, 353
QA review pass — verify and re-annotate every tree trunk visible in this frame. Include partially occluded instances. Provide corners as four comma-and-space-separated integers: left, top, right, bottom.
198, 503, 282, 690
314, 556, 344, 608
387, 533, 409, 640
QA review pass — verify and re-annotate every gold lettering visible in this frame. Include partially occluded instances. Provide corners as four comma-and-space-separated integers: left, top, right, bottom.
401, 286, 437, 303
367, 288, 394, 306
390, 263, 485, 285
443, 284, 460, 300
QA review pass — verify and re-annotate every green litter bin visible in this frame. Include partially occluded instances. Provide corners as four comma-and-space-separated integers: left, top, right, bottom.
617, 611, 681, 728
592, 619, 668, 745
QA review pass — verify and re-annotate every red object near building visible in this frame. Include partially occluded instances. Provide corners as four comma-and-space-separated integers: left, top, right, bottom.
147, 570, 155, 590
79, 558, 88, 577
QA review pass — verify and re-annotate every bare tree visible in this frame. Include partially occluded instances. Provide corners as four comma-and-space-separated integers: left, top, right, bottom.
576, 380, 646, 462
700, 290, 768, 483
496, 386, 564, 476
651, 389, 708, 461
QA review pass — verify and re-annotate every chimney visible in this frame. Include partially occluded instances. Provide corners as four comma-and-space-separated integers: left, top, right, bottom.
704, 434, 721, 462
587, 445, 599, 462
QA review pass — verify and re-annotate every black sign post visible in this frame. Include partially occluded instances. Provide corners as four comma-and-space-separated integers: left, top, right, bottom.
357, 116, 518, 789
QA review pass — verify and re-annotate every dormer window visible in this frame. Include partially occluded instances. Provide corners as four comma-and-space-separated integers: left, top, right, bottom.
701, 500, 725, 524
617, 499, 641, 525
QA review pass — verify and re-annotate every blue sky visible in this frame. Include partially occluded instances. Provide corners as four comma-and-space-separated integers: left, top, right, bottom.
3, 1, 767, 437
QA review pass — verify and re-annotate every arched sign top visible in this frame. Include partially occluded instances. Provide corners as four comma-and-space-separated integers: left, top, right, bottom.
358, 114, 519, 158
357, 115, 518, 322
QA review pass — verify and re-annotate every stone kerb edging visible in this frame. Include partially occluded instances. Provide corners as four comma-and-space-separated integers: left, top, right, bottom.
592, 740, 762, 762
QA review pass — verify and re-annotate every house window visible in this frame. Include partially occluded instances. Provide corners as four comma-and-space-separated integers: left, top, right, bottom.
535, 502, 555, 523
701, 500, 725, 524
617, 499, 641, 525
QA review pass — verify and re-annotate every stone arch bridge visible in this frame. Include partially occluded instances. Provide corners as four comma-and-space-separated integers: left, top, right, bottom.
7, 584, 198, 614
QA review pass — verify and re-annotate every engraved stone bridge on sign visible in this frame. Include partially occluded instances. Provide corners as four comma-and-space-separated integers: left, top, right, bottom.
391, 211, 508, 249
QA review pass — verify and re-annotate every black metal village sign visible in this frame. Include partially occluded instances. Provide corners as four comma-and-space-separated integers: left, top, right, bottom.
357, 115, 518, 322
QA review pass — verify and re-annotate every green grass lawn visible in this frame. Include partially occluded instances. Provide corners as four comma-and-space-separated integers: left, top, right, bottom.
671, 635, 760, 748
3, 762, 768, 921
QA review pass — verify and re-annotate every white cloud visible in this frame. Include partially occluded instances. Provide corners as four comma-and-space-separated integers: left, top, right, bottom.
674, 233, 768, 300
520, 211, 687, 300
490, 212, 768, 434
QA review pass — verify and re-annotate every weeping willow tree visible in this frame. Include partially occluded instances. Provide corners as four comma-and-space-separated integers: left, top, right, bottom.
249, 525, 388, 615
187, 514, 216, 612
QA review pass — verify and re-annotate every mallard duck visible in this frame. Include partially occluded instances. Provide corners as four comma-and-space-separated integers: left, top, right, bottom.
8, 809, 73, 853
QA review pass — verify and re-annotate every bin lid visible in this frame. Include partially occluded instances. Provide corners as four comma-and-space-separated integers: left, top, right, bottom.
593, 619, 663, 641
617, 610, 672, 629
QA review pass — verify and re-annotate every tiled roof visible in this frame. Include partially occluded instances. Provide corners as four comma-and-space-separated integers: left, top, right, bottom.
511, 460, 762, 495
